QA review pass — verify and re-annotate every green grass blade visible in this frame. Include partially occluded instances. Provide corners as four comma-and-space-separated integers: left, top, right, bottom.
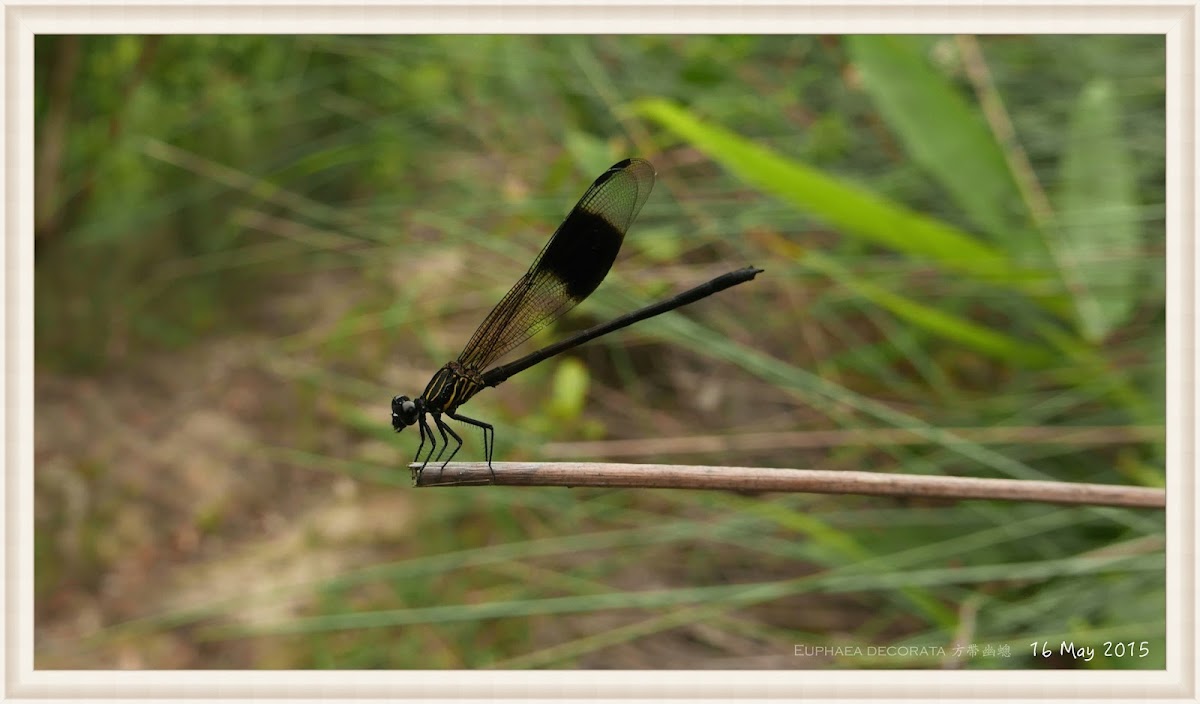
1053, 79, 1142, 342
635, 98, 1026, 286
806, 251, 1057, 367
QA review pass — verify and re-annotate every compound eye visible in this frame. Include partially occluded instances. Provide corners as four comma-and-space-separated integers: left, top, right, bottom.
391, 395, 419, 428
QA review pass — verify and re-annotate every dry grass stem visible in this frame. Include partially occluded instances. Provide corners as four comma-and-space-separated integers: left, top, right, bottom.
411, 462, 1164, 509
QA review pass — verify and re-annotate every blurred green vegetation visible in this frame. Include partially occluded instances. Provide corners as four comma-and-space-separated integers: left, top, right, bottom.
34, 35, 1165, 670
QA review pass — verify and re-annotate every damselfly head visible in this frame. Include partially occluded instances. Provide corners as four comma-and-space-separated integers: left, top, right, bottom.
391, 395, 419, 431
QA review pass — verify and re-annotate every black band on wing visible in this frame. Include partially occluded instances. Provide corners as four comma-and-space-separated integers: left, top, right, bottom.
454, 158, 656, 372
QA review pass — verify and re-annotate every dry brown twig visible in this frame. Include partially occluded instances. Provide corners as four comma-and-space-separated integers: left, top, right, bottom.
410, 462, 1163, 510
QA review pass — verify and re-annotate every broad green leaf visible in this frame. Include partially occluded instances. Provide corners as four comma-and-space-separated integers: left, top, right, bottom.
1054, 79, 1141, 342
635, 98, 1030, 287
847, 36, 1043, 264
